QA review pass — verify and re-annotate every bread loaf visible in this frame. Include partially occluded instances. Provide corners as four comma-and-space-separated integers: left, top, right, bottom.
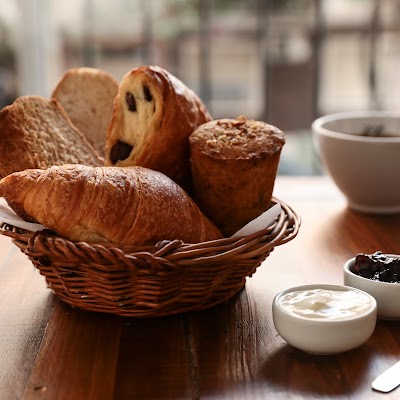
51, 67, 118, 157
0, 96, 102, 180
105, 65, 212, 191
189, 116, 285, 236
0, 164, 222, 245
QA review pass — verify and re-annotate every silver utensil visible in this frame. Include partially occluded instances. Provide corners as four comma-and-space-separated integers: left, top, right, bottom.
372, 361, 400, 393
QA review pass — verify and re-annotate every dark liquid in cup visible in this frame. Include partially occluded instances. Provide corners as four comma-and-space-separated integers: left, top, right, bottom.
358, 124, 399, 137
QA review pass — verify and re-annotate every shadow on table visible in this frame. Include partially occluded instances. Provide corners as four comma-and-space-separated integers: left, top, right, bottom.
260, 343, 372, 396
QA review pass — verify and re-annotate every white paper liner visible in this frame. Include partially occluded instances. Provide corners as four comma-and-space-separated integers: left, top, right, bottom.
0, 203, 45, 232
232, 203, 281, 237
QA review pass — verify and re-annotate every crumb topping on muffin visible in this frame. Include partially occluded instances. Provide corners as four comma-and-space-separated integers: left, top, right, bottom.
189, 116, 285, 159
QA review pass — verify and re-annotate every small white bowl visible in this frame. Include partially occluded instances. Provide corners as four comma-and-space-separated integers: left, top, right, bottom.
344, 255, 400, 320
272, 284, 377, 355
312, 111, 400, 214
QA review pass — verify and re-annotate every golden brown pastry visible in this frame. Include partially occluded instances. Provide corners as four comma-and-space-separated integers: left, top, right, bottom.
0, 95, 102, 180
189, 116, 285, 236
0, 164, 222, 245
105, 65, 212, 191
51, 67, 118, 157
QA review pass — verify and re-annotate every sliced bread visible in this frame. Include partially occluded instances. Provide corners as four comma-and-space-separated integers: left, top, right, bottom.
52, 67, 118, 156
0, 95, 102, 179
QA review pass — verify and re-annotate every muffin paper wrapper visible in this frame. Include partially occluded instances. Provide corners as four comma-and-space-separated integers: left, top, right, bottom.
232, 203, 281, 237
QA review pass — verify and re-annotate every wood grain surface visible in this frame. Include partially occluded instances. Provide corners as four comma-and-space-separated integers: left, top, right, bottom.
1, 176, 399, 400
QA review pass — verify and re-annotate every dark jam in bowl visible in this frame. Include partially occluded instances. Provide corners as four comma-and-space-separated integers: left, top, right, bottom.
353, 252, 400, 283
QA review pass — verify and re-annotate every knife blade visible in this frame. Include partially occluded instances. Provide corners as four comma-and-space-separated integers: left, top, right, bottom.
372, 361, 400, 393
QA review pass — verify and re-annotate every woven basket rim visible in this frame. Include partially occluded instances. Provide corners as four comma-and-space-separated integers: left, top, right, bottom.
0, 197, 300, 264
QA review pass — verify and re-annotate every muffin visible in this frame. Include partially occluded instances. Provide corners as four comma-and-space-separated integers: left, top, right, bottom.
189, 116, 285, 236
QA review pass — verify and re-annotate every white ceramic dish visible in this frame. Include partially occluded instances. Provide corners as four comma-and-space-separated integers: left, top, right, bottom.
312, 111, 400, 214
272, 284, 377, 355
344, 254, 400, 320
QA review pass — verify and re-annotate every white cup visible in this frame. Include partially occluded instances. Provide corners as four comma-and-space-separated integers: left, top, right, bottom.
312, 111, 400, 214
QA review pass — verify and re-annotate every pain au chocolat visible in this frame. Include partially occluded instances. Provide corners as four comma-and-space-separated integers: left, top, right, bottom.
0, 164, 222, 246
189, 116, 285, 236
104, 65, 212, 191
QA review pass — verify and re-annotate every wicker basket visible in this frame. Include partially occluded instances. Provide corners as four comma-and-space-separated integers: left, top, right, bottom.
0, 198, 299, 317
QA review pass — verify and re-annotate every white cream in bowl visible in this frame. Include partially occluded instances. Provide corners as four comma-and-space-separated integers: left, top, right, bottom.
278, 287, 374, 320
272, 284, 377, 355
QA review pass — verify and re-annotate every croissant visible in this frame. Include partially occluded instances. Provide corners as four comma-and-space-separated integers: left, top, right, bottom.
104, 65, 212, 191
0, 165, 222, 245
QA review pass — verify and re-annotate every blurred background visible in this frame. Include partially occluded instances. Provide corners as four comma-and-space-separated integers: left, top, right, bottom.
0, 0, 399, 175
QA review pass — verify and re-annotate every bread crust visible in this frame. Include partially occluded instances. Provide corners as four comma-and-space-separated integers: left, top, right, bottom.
52, 67, 118, 157
105, 65, 212, 191
0, 165, 222, 245
189, 117, 285, 236
0, 96, 102, 179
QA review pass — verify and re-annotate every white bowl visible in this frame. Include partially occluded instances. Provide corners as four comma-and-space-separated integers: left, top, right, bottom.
272, 284, 377, 355
312, 111, 400, 214
344, 254, 400, 320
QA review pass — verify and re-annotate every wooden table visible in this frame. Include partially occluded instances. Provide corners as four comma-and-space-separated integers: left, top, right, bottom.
1, 176, 399, 400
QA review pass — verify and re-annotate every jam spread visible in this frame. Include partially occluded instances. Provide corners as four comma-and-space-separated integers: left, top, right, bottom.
353, 251, 400, 283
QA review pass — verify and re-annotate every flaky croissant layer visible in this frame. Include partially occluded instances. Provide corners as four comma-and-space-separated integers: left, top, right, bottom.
0, 165, 222, 245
